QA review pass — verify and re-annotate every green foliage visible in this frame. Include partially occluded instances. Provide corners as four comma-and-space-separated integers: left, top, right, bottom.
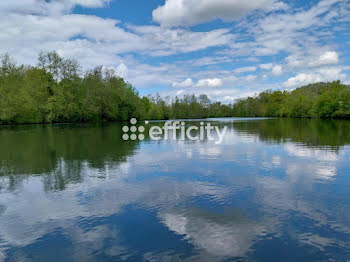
148, 104, 164, 120
0, 52, 148, 124
232, 81, 350, 119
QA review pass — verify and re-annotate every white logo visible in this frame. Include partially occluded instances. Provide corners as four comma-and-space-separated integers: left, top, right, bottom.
122, 118, 145, 141
122, 119, 227, 144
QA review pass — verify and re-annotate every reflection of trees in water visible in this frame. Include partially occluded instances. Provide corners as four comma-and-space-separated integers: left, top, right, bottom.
42, 159, 84, 192
232, 119, 350, 150
0, 123, 139, 191
0, 175, 28, 193
2, 119, 350, 191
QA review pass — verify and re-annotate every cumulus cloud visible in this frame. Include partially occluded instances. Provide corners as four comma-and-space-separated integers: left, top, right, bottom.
173, 78, 224, 88
312, 51, 340, 66
272, 65, 283, 76
0, 11, 235, 90
173, 77, 224, 88
152, 0, 288, 27
196, 78, 223, 88
0, 12, 234, 64
173, 78, 194, 87
115, 63, 128, 79
284, 67, 346, 88
284, 73, 322, 88
287, 51, 340, 68
223, 96, 235, 102
258, 64, 283, 76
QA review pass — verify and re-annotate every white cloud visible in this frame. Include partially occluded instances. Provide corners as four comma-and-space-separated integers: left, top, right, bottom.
0, 9, 235, 91
286, 56, 303, 68
287, 51, 340, 68
223, 96, 235, 102
196, 78, 223, 88
259, 63, 273, 70
314, 51, 339, 66
245, 75, 258, 81
234, 66, 257, 74
173, 78, 194, 87
0, 0, 111, 15
284, 73, 322, 88
152, 0, 288, 27
72, 0, 111, 8
128, 25, 234, 56
176, 89, 185, 95
0, 13, 234, 64
115, 63, 128, 79
284, 67, 346, 88
190, 56, 233, 67
234, 0, 349, 60
272, 65, 283, 76
173, 77, 225, 89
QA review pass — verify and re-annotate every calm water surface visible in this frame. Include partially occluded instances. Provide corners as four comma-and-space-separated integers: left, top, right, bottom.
0, 118, 350, 261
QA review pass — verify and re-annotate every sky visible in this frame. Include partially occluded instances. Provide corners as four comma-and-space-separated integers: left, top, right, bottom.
0, 0, 349, 102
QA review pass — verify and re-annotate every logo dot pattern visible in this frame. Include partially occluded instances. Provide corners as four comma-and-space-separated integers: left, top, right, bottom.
122, 118, 145, 141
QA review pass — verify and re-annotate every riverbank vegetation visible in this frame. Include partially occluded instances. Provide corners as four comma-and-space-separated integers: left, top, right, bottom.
0, 52, 349, 124
0, 52, 232, 124
232, 81, 350, 118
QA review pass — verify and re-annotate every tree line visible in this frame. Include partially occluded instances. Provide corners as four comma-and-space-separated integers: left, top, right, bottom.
0, 52, 233, 124
232, 81, 350, 118
0, 51, 349, 124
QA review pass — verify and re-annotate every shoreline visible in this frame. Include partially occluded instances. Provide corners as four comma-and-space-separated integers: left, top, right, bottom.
1, 116, 350, 127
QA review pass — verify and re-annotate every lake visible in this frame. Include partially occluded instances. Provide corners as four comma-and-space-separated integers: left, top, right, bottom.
0, 118, 350, 261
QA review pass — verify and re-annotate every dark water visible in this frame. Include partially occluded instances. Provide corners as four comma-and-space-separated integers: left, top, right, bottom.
0, 118, 350, 261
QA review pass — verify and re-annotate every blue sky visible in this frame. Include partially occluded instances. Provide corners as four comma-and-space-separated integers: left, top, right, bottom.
0, 0, 349, 102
